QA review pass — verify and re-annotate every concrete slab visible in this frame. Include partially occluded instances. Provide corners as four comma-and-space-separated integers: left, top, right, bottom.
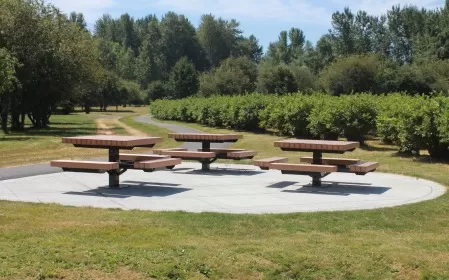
0, 163, 445, 214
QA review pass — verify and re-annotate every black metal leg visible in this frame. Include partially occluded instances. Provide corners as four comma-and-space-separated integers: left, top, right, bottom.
202, 141, 211, 171
312, 151, 323, 187
312, 176, 321, 187
108, 148, 120, 188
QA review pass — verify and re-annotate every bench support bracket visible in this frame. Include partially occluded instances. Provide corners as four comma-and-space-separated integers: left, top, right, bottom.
201, 142, 211, 170
108, 148, 120, 188
312, 151, 323, 186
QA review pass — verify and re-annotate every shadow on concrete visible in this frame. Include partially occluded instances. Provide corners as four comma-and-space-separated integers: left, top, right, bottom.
321, 181, 372, 186
170, 167, 195, 172
64, 181, 190, 198
266, 181, 298, 189
123, 181, 180, 187
174, 168, 264, 176
283, 183, 391, 196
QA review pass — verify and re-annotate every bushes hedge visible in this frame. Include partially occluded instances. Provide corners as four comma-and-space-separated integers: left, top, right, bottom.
150, 93, 449, 159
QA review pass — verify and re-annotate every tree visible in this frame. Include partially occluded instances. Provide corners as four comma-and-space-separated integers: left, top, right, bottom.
387, 5, 427, 64
257, 62, 298, 94
198, 57, 258, 96
197, 14, 241, 68
304, 35, 335, 74
69, 12, 87, 30
232, 35, 263, 63
94, 14, 119, 42
135, 17, 165, 88
290, 64, 316, 92
330, 8, 356, 56
97, 39, 136, 80
0, 0, 101, 129
160, 12, 206, 72
0, 48, 18, 98
0, 48, 19, 132
147, 80, 168, 101
120, 13, 139, 54
266, 28, 306, 64
168, 57, 199, 99
320, 54, 381, 95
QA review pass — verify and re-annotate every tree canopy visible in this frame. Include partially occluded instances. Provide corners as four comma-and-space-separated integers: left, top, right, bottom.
2, 0, 449, 132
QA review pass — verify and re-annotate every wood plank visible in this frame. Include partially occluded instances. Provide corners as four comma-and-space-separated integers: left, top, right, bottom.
62, 135, 162, 148
269, 163, 337, 173
198, 148, 244, 154
274, 139, 359, 152
134, 158, 182, 169
226, 150, 257, 159
51, 160, 119, 170
158, 151, 216, 159
300, 157, 360, 166
153, 148, 187, 155
119, 153, 169, 161
349, 162, 379, 173
168, 133, 243, 141
254, 157, 288, 168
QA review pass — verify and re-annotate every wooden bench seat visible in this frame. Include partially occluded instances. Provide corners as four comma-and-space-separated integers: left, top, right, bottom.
226, 150, 257, 159
153, 148, 187, 155
134, 158, 182, 170
156, 150, 216, 159
269, 163, 338, 173
300, 157, 360, 166
120, 153, 169, 161
51, 160, 119, 173
198, 148, 244, 154
254, 157, 288, 169
198, 148, 257, 159
349, 161, 379, 174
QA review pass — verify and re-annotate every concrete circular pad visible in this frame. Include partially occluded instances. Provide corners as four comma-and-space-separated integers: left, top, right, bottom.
0, 163, 445, 214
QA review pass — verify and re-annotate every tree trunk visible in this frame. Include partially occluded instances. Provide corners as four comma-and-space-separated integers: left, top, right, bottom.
0, 95, 9, 133
10, 96, 23, 131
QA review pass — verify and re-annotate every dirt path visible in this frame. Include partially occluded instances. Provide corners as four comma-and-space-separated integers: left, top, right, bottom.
95, 116, 148, 137
95, 119, 115, 135
114, 119, 147, 136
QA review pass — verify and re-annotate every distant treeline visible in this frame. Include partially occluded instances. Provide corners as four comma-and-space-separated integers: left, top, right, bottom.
92, 2, 449, 99
150, 93, 449, 160
2, 0, 449, 131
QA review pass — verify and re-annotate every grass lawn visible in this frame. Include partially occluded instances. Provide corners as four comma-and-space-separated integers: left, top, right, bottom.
1, 109, 449, 279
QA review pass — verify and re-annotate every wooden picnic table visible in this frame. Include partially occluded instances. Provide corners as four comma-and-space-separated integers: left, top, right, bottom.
51, 135, 181, 188
154, 133, 257, 170
274, 139, 359, 168
255, 139, 378, 187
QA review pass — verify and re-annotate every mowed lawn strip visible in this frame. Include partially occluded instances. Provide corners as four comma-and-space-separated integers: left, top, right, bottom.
1, 199, 449, 279
0, 111, 449, 279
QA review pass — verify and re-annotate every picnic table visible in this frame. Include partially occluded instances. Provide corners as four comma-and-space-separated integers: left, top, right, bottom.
254, 139, 379, 187
154, 133, 257, 170
51, 135, 181, 188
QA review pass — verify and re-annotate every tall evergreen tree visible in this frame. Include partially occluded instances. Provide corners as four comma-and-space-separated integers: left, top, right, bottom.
168, 57, 199, 99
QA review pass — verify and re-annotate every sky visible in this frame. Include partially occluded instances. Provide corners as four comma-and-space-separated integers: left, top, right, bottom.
49, 0, 445, 49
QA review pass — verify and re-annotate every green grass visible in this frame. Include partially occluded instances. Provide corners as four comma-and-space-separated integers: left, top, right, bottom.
1, 111, 449, 279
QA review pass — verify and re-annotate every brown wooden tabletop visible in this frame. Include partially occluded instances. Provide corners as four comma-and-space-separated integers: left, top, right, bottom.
274, 139, 359, 152
62, 135, 163, 149
168, 133, 243, 142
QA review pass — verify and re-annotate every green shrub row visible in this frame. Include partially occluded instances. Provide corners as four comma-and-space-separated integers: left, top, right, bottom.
150, 93, 449, 159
